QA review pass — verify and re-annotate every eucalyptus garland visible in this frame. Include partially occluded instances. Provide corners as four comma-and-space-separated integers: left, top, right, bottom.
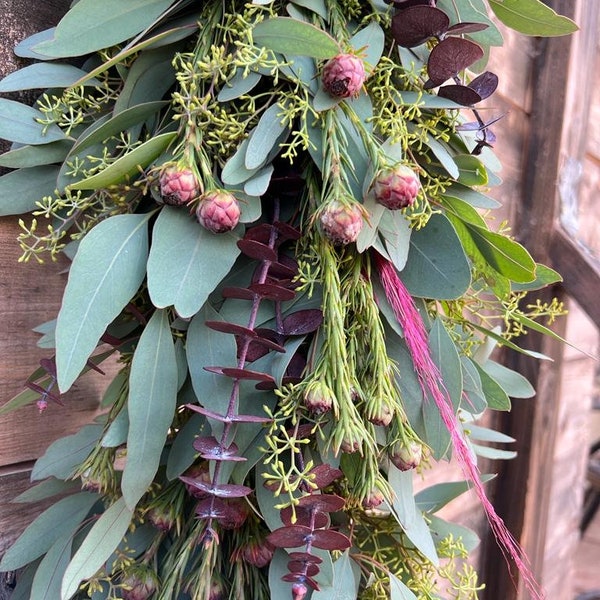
0, 1, 577, 600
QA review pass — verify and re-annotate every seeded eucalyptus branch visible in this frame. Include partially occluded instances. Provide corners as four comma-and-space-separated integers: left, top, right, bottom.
0, 0, 577, 599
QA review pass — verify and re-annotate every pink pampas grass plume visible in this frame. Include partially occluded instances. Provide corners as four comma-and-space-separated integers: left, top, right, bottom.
373, 251, 545, 600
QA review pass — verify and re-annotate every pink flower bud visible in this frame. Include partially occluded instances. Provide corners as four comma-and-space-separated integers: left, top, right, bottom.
196, 190, 241, 233
389, 440, 423, 471
241, 539, 275, 568
121, 569, 158, 600
373, 165, 420, 210
292, 582, 308, 600
362, 488, 385, 509
322, 54, 366, 98
320, 201, 363, 245
159, 166, 200, 206
304, 381, 334, 415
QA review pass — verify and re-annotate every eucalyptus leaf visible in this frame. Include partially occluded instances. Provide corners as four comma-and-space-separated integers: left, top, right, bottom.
454, 154, 489, 186
0, 99, 68, 145
122, 309, 178, 509
291, 0, 328, 20
467, 424, 515, 444
428, 514, 480, 552
0, 166, 59, 216
511, 263, 562, 292
400, 213, 471, 300
253, 17, 340, 59
349, 21, 385, 73
166, 412, 208, 480
32, 425, 103, 481
186, 305, 238, 429
481, 360, 535, 398
268, 550, 294, 599
389, 573, 418, 600
381, 210, 412, 272
101, 407, 129, 448
13, 478, 80, 504
14, 27, 57, 59
61, 497, 133, 600
218, 70, 262, 102
55, 213, 152, 392
147, 206, 241, 318
312, 551, 360, 600
0, 492, 98, 571
31, 530, 74, 600
0, 140, 73, 169
442, 182, 501, 209
221, 134, 262, 185
388, 466, 438, 563
487, 0, 577, 36
415, 475, 495, 513
471, 443, 517, 460
245, 103, 287, 170
68, 132, 176, 189
471, 360, 511, 411
460, 355, 487, 414
0, 63, 100, 92
32, 0, 177, 58
243, 165, 274, 196
69, 101, 167, 157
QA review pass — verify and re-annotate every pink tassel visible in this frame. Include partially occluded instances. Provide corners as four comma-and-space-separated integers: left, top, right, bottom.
373, 252, 545, 600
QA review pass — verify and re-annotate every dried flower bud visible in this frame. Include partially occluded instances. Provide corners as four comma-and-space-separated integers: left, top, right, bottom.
389, 440, 423, 471
196, 190, 241, 233
322, 53, 366, 98
182, 462, 211, 498
121, 568, 158, 600
373, 165, 420, 210
209, 579, 225, 600
320, 201, 363, 245
146, 506, 176, 532
159, 166, 200, 206
241, 538, 275, 568
304, 381, 334, 415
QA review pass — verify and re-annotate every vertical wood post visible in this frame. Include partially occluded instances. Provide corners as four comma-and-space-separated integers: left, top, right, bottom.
481, 1, 577, 598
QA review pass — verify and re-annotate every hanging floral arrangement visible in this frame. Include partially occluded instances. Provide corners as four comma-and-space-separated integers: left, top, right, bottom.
0, 1, 576, 599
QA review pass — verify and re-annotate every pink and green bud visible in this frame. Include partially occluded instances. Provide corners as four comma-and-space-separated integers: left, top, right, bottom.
304, 381, 334, 415
320, 201, 363, 245
362, 488, 385, 509
159, 166, 200, 206
196, 190, 241, 233
121, 568, 159, 600
389, 440, 423, 471
322, 53, 366, 98
373, 165, 420, 210
146, 506, 176, 532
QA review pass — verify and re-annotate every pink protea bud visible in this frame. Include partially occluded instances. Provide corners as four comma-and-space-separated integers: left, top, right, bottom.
320, 201, 363, 245
362, 488, 385, 509
121, 568, 158, 600
241, 538, 275, 568
196, 190, 241, 233
304, 381, 334, 415
159, 166, 200, 206
373, 165, 420, 210
322, 53, 366, 98
389, 440, 423, 471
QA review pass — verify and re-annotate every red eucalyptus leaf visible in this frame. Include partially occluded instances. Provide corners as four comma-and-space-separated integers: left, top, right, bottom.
297, 494, 346, 513
273, 221, 302, 240
249, 282, 296, 301
288, 552, 323, 565
221, 286, 257, 300
39, 357, 57, 376
310, 529, 352, 551
287, 562, 320, 577
244, 223, 275, 244
194, 497, 231, 519
307, 465, 343, 489
437, 84, 482, 106
280, 505, 329, 529
237, 238, 278, 261
192, 437, 246, 462
185, 404, 272, 423
281, 573, 320, 591
269, 262, 298, 279
389, 0, 435, 7
282, 309, 324, 335
25, 382, 62, 404
254, 374, 303, 390
85, 359, 106, 375
391, 6, 449, 48
468, 71, 498, 100
267, 525, 312, 548
446, 21, 489, 35
204, 320, 257, 338
180, 476, 253, 498
426, 37, 484, 87
203, 366, 276, 382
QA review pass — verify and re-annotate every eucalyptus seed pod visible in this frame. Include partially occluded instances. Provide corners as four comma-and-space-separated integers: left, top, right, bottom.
159, 166, 200, 206
373, 165, 420, 210
320, 200, 363, 245
322, 53, 366, 98
389, 439, 423, 471
196, 190, 241, 233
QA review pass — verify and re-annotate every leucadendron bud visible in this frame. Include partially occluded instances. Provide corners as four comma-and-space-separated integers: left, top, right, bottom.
196, 190, 241, 233
362, 488, 385, 509
303, 380, 335, 415
389, 439, 423, 471
159, 166, 200, 206
322, 53, 366, 98
373, 164, 420, 210
320, 200, 363, 245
